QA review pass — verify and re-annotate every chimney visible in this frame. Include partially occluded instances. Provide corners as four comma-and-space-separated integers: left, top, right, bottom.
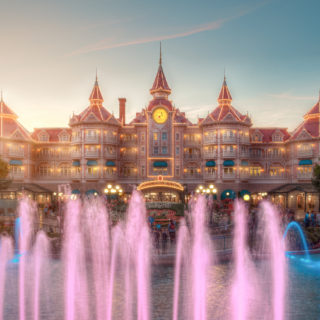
118, 98, 126, 125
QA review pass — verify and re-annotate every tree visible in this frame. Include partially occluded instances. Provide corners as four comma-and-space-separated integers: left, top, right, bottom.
0, 158, 9, 179
311, 164, 320, 210
0, 158, 11, 190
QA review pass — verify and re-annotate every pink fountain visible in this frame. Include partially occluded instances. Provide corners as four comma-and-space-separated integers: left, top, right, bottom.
0, 191, 288, 320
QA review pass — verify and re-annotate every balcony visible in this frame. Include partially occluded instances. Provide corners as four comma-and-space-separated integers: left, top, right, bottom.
203, 172, 217, 179
222, 150, 236, 158
104, 171, 117, 179
183, 154, 201, 160
104, 136, 118, 144
71, 137, 81, 143
240, 137, 250, 144
222, 172, 236, 180
203, 151, 217, 159
240, 151, 249, 158
85, 172, 100, 179
267, 153, 286, 159
183, 173, 202, 179
120, 138, 137, 146
297, 149, 313, 157
222, 136, 237, 144
71, 150, 81, 158
71, 172, 81, 179
297, 172, 312, 180
84, 136, 99, 143
203, 137, 217, 145
120, 153, 137, 160
105, 152, 117, 159
184, 139, 201, 147
85, 150, 99, 158
240, 172, 250, 180
8, 149, 24, 157
10, 172, 24, 180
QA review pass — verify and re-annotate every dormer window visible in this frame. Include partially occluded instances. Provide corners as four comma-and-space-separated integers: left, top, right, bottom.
59, 133, 69, 142
252, 133, 262, 142
273, 134, 283, 142
39, 132, 49, 142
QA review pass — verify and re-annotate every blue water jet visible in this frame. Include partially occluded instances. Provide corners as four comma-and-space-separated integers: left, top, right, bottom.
283, 221, 310, 261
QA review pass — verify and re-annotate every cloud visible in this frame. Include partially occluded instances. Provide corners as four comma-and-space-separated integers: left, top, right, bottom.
267, 92, 316, 101
68, 1, 269, 56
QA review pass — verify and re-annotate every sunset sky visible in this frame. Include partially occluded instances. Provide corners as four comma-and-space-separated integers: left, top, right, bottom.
0, 0, 319, 132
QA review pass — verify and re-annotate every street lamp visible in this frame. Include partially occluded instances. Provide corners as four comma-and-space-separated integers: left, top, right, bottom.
195, 184, 217, 195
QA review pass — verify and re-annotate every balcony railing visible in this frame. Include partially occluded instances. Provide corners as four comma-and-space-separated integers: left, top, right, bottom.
105, 152, 117, 158
183, 173, 202, 179
297, 172, 312, 179
222, 136, 237, 143
10, 172, 24, 179
184, 139, 201, 146
297, 149, 313, 157
203, 137, 217, 145
203, 152, 217, 159
222, 150, 236, 157
85, 150, 99, 157
71, 151, 81, 158
71, 172, 81, 179
84, 136, 99, 143
120, 139, 137, 146
240, 172, 250, 180
8, 149, 24, 157
240, 137, 250, 143
222, 173, 236, 180
203, 172, 217, 179
120, 153, 137, 160
103, 171, 117, 179
240, 151, 249, 158
183, 154, 201, 160
85, 173, 100, 179
104, 137, 118, 144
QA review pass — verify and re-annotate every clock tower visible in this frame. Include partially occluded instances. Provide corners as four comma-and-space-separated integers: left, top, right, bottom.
147, 45, 174, 177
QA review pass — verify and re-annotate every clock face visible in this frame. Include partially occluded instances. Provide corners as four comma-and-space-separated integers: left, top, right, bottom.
152, 107, 168, 124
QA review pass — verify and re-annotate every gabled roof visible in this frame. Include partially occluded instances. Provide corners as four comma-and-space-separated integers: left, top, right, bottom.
147, 98, 174, 112
218, 77, 232, 104
31, 128, 72, 142
89, 76, 104, 103
150, 64, 171, 95
290, 97, 320, 140
173, 108, 192, 125
0, 99, 17, 118
250, 128, 290, 143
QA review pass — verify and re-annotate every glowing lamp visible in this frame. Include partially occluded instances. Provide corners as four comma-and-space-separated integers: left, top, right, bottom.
107, 184, 112, 189
243, 194, 250, 201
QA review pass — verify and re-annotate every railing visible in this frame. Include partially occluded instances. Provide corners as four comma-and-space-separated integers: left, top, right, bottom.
103, 172, 117, 179
71, 151, 81, 158
120, 139, 137, 146
222, 173, 236, 179
183, 139, 201, 146
71, 137, 81, 143
240, 151, 249, 157
85, 173, 100, 179
85, 150, 99, 157
297, 172, 312, 179
104, 137, 118, 144
183, 154, 201, 160
266, 153, 286, 159
84, 136, 99, 143
104, 152, 117, 158
297, 149, 313, 157
71, 172, 81, 179
203, 152, 217, 159
10, 172, 24, 179
203, 137, 217, 144
8, 149, 24, 157
222, 136, 237, 143
240, 137, 250, 143
120, 153, 137, 160
222, 150, 236, 157
203, 172, 217, 179
240, 172, 250, 180
183, 173, 202, 179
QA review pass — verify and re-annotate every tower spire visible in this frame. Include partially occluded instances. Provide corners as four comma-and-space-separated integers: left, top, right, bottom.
218, 75, 232, 105
89, 71, 103, 104
159, 42, 162, 65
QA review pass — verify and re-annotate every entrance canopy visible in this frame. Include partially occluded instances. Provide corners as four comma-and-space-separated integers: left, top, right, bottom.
221, 189, 236, 200
137, 177, 184, 192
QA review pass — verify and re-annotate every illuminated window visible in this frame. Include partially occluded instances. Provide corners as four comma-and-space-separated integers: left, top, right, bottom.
175, 166, 180, 176
153, 133, 158, 141
224, 167, 234, 174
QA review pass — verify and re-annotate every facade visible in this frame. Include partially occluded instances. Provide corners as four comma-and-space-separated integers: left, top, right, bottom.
1, 55, 320, 211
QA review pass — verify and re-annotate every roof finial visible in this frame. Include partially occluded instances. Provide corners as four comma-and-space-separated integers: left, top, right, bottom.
0, 90, 2, 102
223, 68, 227, 84
159, 42, 162, 65
95, 68, 98, 85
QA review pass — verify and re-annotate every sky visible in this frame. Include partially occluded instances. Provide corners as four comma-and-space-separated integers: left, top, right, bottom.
0, 0, 319, 132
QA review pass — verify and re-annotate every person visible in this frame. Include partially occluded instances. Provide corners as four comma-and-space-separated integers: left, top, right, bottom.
161, 229, 168, 254
168, 220, 176, 243
311, 211, 316, 227
153, 229, 160, 254
304, 212, 310, 228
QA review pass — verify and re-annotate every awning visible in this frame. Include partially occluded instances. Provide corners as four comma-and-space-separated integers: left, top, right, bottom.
105, 161, 116, 167
153, 161, 168, 168
72, 160, 80, 167
299, 159, 312, 166
87, 160, 98, 166
9, 160, 22, 166
240, 189, 250, 197
85, 189, 99, 195
223, 160, 234, 167
221, 189, 236, 200
206, 160, 216, 167
241, 160, 249, 166
71, 189, 81, 194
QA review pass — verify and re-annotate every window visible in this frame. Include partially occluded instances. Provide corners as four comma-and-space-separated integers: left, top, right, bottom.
39, 133, 48, 142
175, 166, 180, 176
60, 164, 71, 176
39, 164, 50, 176
154, 147, 158, 155
162, 146, 167, 154
141, 133, 145, 142
59, 133, 69, 142
250, 167, 262, 176
176, 133, 180, 141
162, 132, 167, 140
273, 134, 283, 142
224, 167, 234, 174
141, 146, 145, 154
153, 133, 158, 141
176, 147, 180, 155
141, 165, 145, 176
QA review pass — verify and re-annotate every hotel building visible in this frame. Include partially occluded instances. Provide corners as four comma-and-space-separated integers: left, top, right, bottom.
0, 54, 319, 213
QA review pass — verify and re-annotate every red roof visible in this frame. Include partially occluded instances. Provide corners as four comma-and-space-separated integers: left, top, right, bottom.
147, 98, 174, 111
0, 100, 17, 117
250, 128, 290, 143
304, 101, 320, 118
32, 128, 71, 142
218, 78, 232, 103
150, 64, 171, 94
89, 78, 104, 103
0, 117, 31, 140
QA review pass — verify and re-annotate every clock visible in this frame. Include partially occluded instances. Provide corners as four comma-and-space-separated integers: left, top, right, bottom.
152, 107, 168, 124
